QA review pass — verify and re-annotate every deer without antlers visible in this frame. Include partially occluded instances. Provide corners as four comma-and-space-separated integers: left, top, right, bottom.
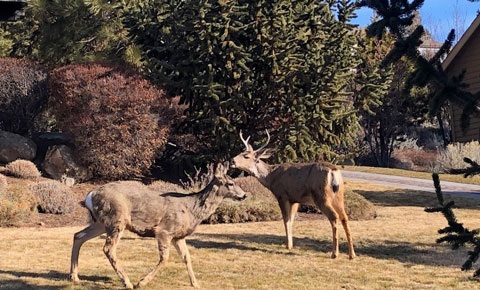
232, 131, 355, 259
70, 163, 246, 289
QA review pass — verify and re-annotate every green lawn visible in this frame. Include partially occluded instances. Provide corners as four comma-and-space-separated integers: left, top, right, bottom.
342, 165, 480, 186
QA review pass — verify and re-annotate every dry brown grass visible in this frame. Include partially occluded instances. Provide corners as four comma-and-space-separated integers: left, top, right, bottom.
0, 183, 37, 226
1, 180, 480, 289
0, 173, 7, 189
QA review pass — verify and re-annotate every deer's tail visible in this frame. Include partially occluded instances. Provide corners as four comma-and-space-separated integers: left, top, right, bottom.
330, 169, 342, 193
82, 191, 97, 223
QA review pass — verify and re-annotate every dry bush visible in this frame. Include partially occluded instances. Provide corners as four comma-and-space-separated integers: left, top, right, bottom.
0, 174, 6, 189
0, 184, 37, 226
148, 180, 186, 193
392, 149, 438, 171
343, 189, 377, 220
30, 181, 75, 214
180, 164, 214, 192
49, 63, 180, 180
436, 141, 480, 172
0, 58, 48, 135
205, 177, 281, 224
299, 189, 376, 221
6, 160, 41, 179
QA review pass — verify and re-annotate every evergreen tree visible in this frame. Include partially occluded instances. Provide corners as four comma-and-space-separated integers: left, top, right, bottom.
0, 0, 140, 66
353, 23, 429, 167
125, 0, 363, 163
426, 172, 480, 277
359, 0, 480, 138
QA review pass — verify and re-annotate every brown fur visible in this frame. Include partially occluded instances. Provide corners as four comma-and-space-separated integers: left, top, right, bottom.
70, 164, 245, 289
233, 133, 355, 259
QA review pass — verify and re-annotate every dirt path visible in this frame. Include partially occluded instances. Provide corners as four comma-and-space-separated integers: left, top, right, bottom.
343, 170, 480, 199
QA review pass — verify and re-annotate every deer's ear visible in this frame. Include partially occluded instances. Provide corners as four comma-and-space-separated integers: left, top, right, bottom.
256, 148, 273, 160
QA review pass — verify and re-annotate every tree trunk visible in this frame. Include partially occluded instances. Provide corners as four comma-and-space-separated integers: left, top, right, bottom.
437, 113, 448, 148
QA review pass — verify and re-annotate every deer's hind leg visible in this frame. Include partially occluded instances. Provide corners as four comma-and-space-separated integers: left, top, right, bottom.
104, 223, 133, 289
334, 198, 356, 259
278, 198, 299, 250
70, 222, 106, 283
313, 194, 339, 259
136, 231, 171, 288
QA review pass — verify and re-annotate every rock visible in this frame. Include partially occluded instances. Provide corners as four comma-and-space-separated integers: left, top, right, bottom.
0, 131, 37, 163
42, 145, 90, 182
31, 132, 74, 164
61, 174, 75, 186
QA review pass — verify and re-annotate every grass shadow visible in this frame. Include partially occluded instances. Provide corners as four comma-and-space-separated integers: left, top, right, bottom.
188, 238, 294, 255
192, 232, 463, 267
0, 279, 64, 289
354, 189, 480, 209
0, 270, 112, 283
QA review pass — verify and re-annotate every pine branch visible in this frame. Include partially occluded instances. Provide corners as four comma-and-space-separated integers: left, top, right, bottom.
425, 173, 480, 276
450, 157, 480, 178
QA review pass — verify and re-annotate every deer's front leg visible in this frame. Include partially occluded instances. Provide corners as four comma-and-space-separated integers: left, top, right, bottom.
174, 238, 199, 288
136, 231, 171, 288
278, 198, 298, 250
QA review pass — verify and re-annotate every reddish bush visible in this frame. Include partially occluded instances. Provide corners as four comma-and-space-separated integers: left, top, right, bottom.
49, 63, 178, 180
392, 149, 438, 171
0, 58, 48, 135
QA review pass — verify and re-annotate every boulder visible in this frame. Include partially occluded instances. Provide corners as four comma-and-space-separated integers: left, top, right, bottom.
31, 132, 74, 164
42, 145, 90, 182
0, 131, 37, 163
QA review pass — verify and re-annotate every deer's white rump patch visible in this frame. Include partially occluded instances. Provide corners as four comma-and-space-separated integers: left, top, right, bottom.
84, 191, 94, 213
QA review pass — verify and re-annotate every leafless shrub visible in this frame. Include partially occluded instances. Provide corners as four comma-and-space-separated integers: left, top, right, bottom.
6, 160, 41, 179
0, 184, 36, 226
30, 181, 75, 214
180, 164, 214, 192
0, 174, 6, 189
436, 141, 480, 173
148, 180, 186, 193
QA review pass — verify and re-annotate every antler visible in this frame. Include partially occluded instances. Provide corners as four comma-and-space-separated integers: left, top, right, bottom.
254, 129, 270, 153
239, 130, 251, 151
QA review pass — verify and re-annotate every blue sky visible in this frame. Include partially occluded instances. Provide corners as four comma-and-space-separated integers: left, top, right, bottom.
351, 0, 480, 42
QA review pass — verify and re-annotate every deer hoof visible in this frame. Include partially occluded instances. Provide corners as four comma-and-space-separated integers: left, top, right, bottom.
192, 282, 200, 288
70, 273, 80, 283
331, 252, 338, 259
124, 281, 134, 289
349, 253, 356, 260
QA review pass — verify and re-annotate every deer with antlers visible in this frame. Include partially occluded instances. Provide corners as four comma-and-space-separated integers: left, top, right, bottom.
70, 163, 246, 289
232, 131, 355, 259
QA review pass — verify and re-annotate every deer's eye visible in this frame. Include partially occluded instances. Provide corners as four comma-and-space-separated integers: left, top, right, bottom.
228, 182, 234, 186
243, 155, 250, 159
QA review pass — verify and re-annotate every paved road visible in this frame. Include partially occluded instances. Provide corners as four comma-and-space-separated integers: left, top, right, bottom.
342, 170, 480, 199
